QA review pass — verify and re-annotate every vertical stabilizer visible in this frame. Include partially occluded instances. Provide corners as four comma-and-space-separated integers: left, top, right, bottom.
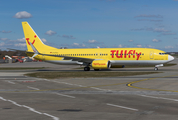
22, 22, 56, 52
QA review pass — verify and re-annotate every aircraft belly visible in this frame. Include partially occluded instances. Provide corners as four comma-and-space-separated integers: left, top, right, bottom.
110, 60, 169, 65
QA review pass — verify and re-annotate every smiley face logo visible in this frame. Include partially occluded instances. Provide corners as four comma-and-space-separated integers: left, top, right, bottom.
26, 35, 36, 45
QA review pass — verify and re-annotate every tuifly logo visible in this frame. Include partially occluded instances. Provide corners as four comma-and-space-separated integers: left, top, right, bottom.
110, 50, 142, 60
26, 35, 36, 45
93, 63, 106, 66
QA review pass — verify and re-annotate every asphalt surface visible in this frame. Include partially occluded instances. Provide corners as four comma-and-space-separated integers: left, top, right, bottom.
0, 59, 178, 120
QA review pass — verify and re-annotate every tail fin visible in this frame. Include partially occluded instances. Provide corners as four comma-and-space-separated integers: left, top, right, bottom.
22, 22, 56, 52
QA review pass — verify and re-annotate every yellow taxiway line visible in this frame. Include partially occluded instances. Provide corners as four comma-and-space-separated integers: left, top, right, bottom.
126, 75, 178, 92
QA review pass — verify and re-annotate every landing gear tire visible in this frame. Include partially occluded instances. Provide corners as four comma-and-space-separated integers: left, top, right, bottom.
84, 67, 90, 71
94, 69, 99, 71
154, 67, 158, 71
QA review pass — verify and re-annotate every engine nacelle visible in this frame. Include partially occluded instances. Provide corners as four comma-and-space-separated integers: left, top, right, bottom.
91, 60, 111, 69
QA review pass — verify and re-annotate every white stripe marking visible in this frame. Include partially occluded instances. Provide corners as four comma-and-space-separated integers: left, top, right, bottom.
55, 93, 75, 98
107, 103, 138, 111
0, 96, 7, 101
44, 79, 87, 87
139, 95, 178, 102
23, 105, 42, 114
43, 79, 50, 81
91, 87, 107, 91
43, 113, 59, 120
27, 86, 40, 90
78, 85, 86, 87
8, 100, 22, 107
0, 96, 59, 120
8, 81, 15, 84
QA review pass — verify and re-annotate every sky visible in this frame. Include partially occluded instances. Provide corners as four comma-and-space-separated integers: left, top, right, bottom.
0, 0, 178, 52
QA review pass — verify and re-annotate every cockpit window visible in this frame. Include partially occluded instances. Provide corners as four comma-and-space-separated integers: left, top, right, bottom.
159, 53, 168, 55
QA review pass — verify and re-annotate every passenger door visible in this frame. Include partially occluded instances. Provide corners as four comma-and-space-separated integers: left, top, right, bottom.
150, 51, 154, 59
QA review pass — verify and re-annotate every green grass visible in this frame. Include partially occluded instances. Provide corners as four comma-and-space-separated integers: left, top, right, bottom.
0, 67, 46, 70
25, 71, 161, 79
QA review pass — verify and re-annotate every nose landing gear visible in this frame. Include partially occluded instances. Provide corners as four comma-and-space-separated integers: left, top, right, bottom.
154, 67, 158, 71
154, 64, 163, 71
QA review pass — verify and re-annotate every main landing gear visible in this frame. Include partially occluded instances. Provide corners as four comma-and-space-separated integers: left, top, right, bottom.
84, 67, 100, 71
84, 67, 90, 71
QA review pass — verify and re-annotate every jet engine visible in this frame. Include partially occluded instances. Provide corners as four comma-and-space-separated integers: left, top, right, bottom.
91, 60, 111, 69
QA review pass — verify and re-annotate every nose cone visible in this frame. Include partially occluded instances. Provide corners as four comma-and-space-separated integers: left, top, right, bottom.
168, 55, 174, 62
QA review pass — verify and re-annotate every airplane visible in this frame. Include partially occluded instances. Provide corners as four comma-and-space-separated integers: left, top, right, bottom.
22, 21, 174, 71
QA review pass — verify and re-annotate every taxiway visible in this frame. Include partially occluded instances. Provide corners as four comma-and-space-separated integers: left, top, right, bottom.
0, 59, 178, 120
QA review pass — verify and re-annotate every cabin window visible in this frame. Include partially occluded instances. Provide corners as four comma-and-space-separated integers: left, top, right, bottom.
159, 53, 166, 55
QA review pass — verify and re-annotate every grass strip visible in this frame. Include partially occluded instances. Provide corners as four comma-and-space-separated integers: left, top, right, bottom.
25, 71, 161, 79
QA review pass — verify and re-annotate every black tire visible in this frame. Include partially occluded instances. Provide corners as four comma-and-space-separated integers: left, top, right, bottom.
94, 69, 99, 71
154, 67, 158, 71
84, 67, 90, 71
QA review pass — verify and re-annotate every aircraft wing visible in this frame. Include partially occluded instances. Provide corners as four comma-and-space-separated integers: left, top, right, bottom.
42, 53, 94, 63
61, 56, 94, 63
28, 42, 94, 63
